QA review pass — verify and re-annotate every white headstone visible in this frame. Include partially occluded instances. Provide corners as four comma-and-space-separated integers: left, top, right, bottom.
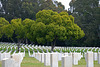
4, 53, 10, 59
11, 53, 23, 67
58, 53, 62, 61
19, 52, 25, 57
98, 52, 100, 64
35, 53, 38, 60
68, 53, 72, 57
86, 51, 94, 67
32, 51, 35, 57
41, 53, 44, 63
2, 58, 19, 67
93, 53, 97, 61
38, 53, 41, 62
72, 53, 79, 65
84, 53, 87, 61
62, 56, 72, 67
64, 53, 68, 56
44, 53, 50, 66
50, 53, 58, 67
0, 53, 4, 61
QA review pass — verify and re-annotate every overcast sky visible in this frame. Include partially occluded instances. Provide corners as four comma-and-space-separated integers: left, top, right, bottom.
56, 0, 71, 10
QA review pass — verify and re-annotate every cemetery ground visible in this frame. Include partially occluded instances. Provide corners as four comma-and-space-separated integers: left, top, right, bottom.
20, 53, 100, 67
0, 43, 100, 67
0, 53, 99, 67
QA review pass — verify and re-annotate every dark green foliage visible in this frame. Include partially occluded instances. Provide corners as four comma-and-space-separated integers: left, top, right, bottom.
69, 0, 100, 47
0, 0, 65, 21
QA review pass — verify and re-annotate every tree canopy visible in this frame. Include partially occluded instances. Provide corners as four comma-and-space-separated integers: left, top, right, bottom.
34, 10, 85, 51
0, 10, 85, 51
0, 17, 11, 38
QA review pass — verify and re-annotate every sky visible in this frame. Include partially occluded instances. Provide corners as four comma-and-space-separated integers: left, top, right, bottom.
55, 0, 71, 10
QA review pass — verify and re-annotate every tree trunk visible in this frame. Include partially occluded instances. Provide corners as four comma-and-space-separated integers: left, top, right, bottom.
26, 39, 28, 44
31, 41, 33, 45
51, 39, 56, 52
22, 39, 24, 44
51, 42, 54, 52
17, 39, 21, 52
11, 38, 15, 43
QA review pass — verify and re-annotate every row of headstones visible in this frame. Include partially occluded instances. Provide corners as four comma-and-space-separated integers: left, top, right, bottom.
84, 52, 100, 61
29, 52, 83, 67
0, 42, 100, 58
0, 42, 100, 51
0, 44, 99, 60
25, 45, 100, 53
27, 45, 100, 52
0, 51, 25, 61
1, 52, 25, 67
86, 52, 100, 67
30, 52, 100, 67
0, 42, 100, 54
28, 47, 100, 61
0, 49, 19, 56
0, 42, 100, 55
0, 47, 99, 65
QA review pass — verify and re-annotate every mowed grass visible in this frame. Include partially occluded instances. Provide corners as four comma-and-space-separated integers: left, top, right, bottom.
21, 53, 49, 67
21, 57, 47, 67
0, 62, 1, 67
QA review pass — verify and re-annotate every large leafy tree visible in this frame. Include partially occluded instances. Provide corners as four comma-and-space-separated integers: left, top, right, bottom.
0, 17, 10, 38
10, 18, 35, 51
10, 18, 25, 51
0, 17, 13, 42
0, 17, 8, 38
34, 10, 85, 51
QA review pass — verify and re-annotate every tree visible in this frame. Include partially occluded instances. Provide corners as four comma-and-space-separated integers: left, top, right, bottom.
35, 10, 85, 51
10, 18, 36, 51
39, 0, 65, 12
69, 0, 100, 46
21, 0, 39, 20
0, 0, 22, 21
0, 0, 66, 44
2, 24, 14, 40
0, 17, 13, 42
0, 17, 9, 38
10, 18, 25, 51
32, 22, 47, 44
0, 0, 65, 21
22, 18, 35, 44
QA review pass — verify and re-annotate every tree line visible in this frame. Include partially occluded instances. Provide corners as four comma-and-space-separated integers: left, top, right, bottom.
69, 0, 100, 47
0, 0, 99, 47
0, 10, 85, 51
0, 0, 65, 21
